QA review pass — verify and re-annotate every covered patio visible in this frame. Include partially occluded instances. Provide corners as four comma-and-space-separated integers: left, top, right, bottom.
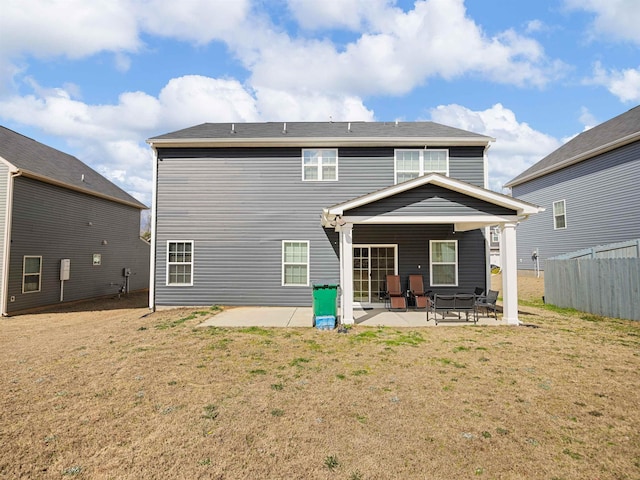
198, 305, 505, 328
321, 174, 543, 326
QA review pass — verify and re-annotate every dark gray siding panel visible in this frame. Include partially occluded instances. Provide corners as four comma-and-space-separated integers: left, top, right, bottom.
449, 146, 485, 187
154, 146, 487, 306
512, 140, 640, 270
7, 177, 149, 312
347, 184, 515, 216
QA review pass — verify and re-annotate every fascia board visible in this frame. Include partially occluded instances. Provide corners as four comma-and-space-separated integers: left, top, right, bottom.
505, 131, 640, 188
341, 215, 523, 225
147, 135, 494, 148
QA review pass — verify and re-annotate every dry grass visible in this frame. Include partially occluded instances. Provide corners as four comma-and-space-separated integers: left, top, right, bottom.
1, 279, 639, 479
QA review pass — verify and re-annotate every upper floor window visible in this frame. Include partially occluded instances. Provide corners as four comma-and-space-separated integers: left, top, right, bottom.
302, 149, 338, 181
167, 241, 193, 286
23, 256, 42, 293
395, 149, 448, 183
553, 200, 567, 230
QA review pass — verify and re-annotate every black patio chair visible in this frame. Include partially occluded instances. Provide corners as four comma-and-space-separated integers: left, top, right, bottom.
476, 289, 498, 319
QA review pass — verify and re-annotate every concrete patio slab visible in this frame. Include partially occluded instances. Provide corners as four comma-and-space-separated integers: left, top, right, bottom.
198, 306, 504, 328
198, 306, 314, 328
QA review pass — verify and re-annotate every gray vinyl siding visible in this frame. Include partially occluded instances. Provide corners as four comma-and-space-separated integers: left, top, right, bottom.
7, 177, 149, 312
511, 140, 640, 271
0, 164, 9, 293
154, 146, 487, 306
449, 146, 485, 186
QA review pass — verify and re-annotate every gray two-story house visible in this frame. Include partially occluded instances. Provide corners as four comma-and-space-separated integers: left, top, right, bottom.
505, 106, 640, 271
0, 126, 150, 315
148, 122, 541, 324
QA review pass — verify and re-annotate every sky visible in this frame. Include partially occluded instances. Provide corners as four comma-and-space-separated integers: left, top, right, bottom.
1, 0, 639, 206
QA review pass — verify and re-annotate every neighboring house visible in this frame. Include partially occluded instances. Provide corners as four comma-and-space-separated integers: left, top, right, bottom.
147, 122, 541, 324
505, 105, 640, 272
0, 126, 150, 315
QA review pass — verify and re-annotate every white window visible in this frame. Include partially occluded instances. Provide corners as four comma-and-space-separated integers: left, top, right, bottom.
430, 240, 458, 286
23, 256, 42, 293
395, 149, 448, 183
166, 241, 193, 286
553, 200, 567, 230
282, 241, 309, 286
302, 149, 338, 181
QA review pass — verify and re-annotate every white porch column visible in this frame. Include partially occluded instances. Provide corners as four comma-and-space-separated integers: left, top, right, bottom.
501, 222, 520, 325
339, 223, 354, 325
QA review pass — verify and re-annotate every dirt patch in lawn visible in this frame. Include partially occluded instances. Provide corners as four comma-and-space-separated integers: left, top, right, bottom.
1, 283, 639, 479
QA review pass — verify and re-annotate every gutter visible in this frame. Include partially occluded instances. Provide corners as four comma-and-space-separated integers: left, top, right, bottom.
147, 135, 495, 149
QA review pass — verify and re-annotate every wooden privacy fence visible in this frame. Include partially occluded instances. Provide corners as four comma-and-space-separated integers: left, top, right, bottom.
544, 258, 640, 321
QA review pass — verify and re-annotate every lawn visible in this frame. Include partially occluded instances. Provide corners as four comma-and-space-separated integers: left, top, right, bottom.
1, 283, 639, 479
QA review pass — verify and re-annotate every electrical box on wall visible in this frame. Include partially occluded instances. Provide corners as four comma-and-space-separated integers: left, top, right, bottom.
60, 259, 70, 281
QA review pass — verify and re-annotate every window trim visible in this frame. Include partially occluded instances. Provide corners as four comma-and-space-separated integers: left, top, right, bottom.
166, 240, 194, 286
302, 149, 339, 182
22, 255, 42, 293
553, 200, 567, 230
394, 148, 449, 184
282, 240, 310, 287
429, 240, 458, 287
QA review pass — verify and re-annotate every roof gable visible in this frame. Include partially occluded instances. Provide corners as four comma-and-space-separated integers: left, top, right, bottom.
346, 183, 518, 217
326, 173, 541, 217
0, 126, 146, 209
506, 105, 640, 187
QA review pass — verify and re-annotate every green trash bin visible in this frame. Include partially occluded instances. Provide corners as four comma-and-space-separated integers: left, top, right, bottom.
312, 282, 339, 329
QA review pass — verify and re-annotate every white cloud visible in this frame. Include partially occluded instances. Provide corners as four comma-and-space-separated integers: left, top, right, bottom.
589, 62, 640, 102
0, 0, 140, 60
255, 87, 373, 121
135, 0, 251, 44
430, 104, 561, 191
286, 0, 396, 31
578, 106, 597, 130
242, 0, 563, 96
524, 19, 544, 34
564, 0, 640, 44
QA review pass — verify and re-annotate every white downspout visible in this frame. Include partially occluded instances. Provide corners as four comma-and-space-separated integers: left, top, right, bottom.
1, 170, 20, 316
148, 147, 158, 311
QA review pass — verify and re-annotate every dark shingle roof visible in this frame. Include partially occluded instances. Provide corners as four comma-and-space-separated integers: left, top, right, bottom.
506, 105, 640, 187
0, 126, 146, 209
149, 121, 493, 143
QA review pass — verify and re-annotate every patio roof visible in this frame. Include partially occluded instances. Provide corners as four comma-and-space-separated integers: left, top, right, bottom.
322, 173, 543, 231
